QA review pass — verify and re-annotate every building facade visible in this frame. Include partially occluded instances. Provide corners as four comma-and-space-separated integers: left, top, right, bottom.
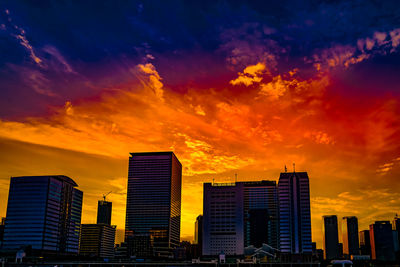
79, 224, 116, 258
323, 215, 339, 260
2, 175, 83, 255
194, 215, 203, 256
125, 152, 182, 258
370, 221, 395, 261
359, 230, 371, 256
342, 216, 359, 257
243, 180, 278, 249
203, 182, 244, 256
97, 200, 112, 225
278, 172, 312, 254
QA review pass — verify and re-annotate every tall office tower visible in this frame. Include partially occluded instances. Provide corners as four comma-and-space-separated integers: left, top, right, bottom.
359, 230, 371, 255
369, 221, 395, 261
194, 215, 203, 256
125, 152, 182, 258
342, 216, 359, 256
97, 200, 112, 225
79, 224, 116, 258
323, 215, 339, 260
203, 182, 244, 256
393, 215, 400, 255
278, 172, 312, 254
0, 217, 5, 247
243, 181, 278, 249
2, 176, 83, 255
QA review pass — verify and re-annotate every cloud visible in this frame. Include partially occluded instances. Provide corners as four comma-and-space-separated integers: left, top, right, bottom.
135, 63, 164, 100
230, 62, 267, 86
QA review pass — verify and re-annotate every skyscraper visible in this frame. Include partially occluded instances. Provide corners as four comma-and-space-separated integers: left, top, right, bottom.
79, 224, 116, 258
342, 216, 359, 257
278, 171, 312, 254
370, 221, 395, 261
125, 152, 182, 258
97, 200, 112, 225
202, 180, 278, 256
323, 215, 339, 260
194, 215, 203, 256
359, 230, 371, 255
203, 182, 244, 256
243, 180, 278, 249
2, 175, 83, 255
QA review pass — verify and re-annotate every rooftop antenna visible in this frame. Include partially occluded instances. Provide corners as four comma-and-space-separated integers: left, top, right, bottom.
235, 173, 237, 183
293, 163, 295, 173
102, 191, 112, 201
212, 178, 215, 185
284, 165, 287, 173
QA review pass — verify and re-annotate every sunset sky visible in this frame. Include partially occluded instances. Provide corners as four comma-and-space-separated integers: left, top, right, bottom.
1, 1, 400, 248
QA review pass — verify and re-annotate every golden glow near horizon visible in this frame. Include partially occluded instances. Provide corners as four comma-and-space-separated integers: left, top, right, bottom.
1, 59, 400, 248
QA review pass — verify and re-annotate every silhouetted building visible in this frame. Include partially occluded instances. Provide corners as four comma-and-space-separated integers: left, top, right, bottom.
370, 221, 395, 261
359, 230, 371, 255
0, 217, 5, 247
323, 215, 339, 260
342, 216, 359, 257
278, 171, 312, 254
393, 215, 400, 258
125, 152, 182, 258
243, 180, 278, 249
97, 200, 112, 225
194, 215, 203, 256
2, 176, 82, 255
338, 242, 343, 259
203, 182, 244, 256
80, 224, 116, 258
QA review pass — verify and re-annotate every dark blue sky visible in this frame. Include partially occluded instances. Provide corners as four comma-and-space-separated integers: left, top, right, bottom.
1, 0, 400, 117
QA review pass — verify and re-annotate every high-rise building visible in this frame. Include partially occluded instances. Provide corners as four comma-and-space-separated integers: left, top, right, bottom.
194, 215, 203, 256
392, 215, 400, 257
278, 171, 312, 254
79, 224, 116, 258
359, 230, 371, 255
323, 215, 339, 260
0, 217, 5, 247
97, 200, 112, 225
243, 180, 278, 249
370, 221, 395, 261
202, 180, 278, 256
203, 182, 244, 256
342, 216, 359, 257
125, 152, 182, 258
2, 176, 83, 255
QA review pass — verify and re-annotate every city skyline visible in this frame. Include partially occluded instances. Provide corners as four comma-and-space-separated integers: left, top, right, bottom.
1, 0, 400, 251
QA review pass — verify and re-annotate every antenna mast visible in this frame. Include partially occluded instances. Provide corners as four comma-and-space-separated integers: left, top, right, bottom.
102, 191, 112, 201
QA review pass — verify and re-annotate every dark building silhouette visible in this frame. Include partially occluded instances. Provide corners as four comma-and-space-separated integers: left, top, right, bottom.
370, 221, 395, 261
359, 230, 371, 255
79, 224, 116, 258
323, 215, 339, 260
2, 176, 82, 255
125, 152, 182, 258
194, 215, 203, 256
243, 180, 278, 249
342, 216, 359, 257
393, 215, 400, 259
278, 172, 312, 254
0, 217, 5, 247
97, 200, 112, 225
203, 182, 244, 256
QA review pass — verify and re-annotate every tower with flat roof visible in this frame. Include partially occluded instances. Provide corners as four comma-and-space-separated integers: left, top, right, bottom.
323, 215, 339, 260
125, 152, 182, 258
278, 171, 312, 254
2, 175, 83, 255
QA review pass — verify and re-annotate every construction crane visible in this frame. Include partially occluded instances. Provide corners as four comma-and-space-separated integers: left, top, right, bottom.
102, 191, 112, 201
